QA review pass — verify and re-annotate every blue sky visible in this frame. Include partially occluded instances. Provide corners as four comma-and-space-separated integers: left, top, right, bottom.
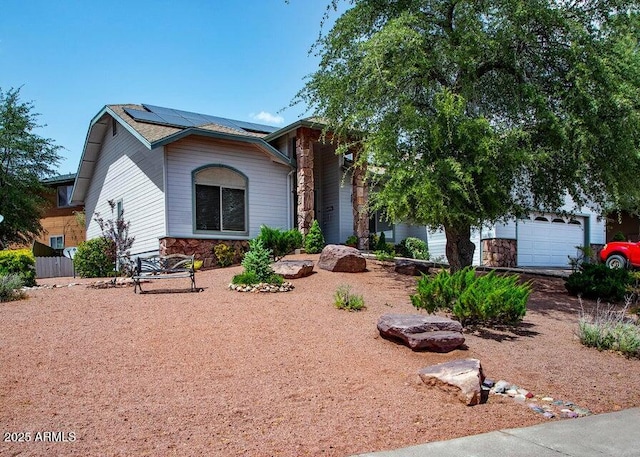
0, 1, 342, 174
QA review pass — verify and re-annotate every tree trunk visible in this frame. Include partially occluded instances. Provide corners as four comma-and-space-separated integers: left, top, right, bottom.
444, 224, 476, 272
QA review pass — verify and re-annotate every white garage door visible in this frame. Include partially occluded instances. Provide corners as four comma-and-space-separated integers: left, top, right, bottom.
517, 215, 585, 267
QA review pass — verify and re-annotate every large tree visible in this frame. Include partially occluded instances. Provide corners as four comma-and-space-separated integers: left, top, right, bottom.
297, 0, 640, 270
0, 88, 62, 248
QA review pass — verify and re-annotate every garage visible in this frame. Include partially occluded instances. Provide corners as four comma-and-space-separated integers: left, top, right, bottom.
517, 215, 585, 267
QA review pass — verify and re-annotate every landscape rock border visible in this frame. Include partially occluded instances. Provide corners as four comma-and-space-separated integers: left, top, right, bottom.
228, 282, 295, 293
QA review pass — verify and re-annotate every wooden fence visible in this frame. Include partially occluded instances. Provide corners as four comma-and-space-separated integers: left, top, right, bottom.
35, 256, 74, 279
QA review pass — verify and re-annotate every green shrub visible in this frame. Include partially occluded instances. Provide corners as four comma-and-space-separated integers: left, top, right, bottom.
369, 233, 379, 250
305, 220, 325, 254
0, 274, 26, 302
74, 237, 116, 278
334, 284, 365, 311
565, 263, 632, 302
345, 235, 358, 246
231, 271, 260, 285
214, 243, 235, 267
374, 250, 395, 262
613, 231, 626, 242
0, 249, 36, 287
240, 238, 276, 283
257, 225, 303, 260
411, 267, 531, 326
577, 302, 640, 358
285, 229, 304, 251
375, 232, 394, 253
396, 237, 429, 260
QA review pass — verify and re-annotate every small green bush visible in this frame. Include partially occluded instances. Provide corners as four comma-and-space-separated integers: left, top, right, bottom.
565, 263, 632, 302
334, 284, 365, 311
369, 233, 379, 250
233, 238, 285, 286
0, 249, 36, 287
74, 237, 115, 278
213, 243, 235, 267
374, 250, 395, 262
231, 271, 260, 285
375, 232, 394, 253
232, 272, 284, 287
411, 267, 531, 326
577, 302, 640, 358
395, 237, 429, 260
305, 220, 325, 254
257, 225, 303, 259
0, 274, 26, 302
345, 235, 358, 246
613, 231, 626, 242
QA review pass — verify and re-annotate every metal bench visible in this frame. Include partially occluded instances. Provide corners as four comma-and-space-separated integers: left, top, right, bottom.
132, 254, 197, 293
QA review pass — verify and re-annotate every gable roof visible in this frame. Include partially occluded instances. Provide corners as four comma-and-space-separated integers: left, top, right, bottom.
72, 104, 294, 204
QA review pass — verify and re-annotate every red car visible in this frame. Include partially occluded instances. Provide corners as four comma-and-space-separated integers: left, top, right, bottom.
600, 241, 640, 269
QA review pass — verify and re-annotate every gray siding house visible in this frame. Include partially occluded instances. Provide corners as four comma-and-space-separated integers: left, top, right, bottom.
72, 104, 399, 265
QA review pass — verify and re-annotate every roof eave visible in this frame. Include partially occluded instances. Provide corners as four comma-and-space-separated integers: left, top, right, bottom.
152, 128, 294, 167
263, 118, 328, 142
71, 106, 153, 205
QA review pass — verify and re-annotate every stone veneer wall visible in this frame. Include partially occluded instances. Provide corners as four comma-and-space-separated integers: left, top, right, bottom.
160, 238, 249, 268
481, 238, 517, 268
590, 244, 605, 263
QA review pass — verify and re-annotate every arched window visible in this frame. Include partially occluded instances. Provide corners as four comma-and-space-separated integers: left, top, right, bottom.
193, 166, 247, 233
552, 218, 566, 223
534, 216, 549, 222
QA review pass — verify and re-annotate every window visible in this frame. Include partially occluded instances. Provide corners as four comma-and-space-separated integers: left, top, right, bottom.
50, 235, 64, 249
194, 166, 247, 233
57, 185, 73, 207
534, 216, 549, 222
116, 200, 124, 219
369, 211, 394, 241
112, 117, 118, 136
552, 218, 566, 224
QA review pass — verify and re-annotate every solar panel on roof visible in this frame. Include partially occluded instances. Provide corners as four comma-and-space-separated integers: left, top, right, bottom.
154, 113, 197, 127
142, 104, 179, 116
182, 114, 211, 125
233, 120, 279, 133
135, 104, 278, 134
123, 108, 165, 124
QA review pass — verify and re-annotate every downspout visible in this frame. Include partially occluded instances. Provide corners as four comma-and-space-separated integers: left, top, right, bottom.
287, 169, 295, 230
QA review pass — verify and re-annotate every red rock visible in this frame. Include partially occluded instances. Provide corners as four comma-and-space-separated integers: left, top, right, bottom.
419, 359, 485, 406
318, 245, 366, 273
272, 260, 315, 279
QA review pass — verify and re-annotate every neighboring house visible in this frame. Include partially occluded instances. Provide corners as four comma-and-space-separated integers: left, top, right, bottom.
71, 104, 424, 267
38, 173, 85, 250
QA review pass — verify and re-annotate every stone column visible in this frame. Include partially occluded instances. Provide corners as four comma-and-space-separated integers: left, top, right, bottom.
296, 127, 315, 235
351, 147, 369, 250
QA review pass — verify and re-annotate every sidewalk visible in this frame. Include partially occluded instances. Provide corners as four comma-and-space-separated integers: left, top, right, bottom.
352, 408, 640, 457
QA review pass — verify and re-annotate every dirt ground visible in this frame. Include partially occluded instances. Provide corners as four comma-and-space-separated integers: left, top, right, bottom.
1, 255, 639, 456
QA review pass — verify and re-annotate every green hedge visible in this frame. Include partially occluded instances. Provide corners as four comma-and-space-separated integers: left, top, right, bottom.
257, 225, 303, 259
565, 263, 632, 302
0, 249, 36, 287
74, 237, 115, 278
411, 267, 531, 326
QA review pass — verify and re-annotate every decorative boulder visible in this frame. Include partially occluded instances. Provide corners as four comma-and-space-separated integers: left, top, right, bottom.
272, 260, 315, 279
419, 359, 485, 406
394, 259, 430, 276
377, 314, 464, 352
318, 244, 366, 273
